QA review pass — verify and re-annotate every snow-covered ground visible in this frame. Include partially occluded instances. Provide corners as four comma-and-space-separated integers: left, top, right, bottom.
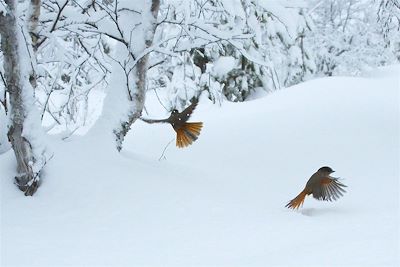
1, 66, 399, 266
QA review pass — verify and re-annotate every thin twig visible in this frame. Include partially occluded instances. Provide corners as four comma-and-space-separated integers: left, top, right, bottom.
153, 88, 168, 111
158, 138, 174, 161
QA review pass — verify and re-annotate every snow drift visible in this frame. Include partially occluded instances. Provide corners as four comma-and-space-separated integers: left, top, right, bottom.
1, 66, 399, 266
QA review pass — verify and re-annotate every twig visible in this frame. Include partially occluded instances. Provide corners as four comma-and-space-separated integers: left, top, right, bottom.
0, 71, 7, 114
158, 138, 174, 161
153, 88, 168, 111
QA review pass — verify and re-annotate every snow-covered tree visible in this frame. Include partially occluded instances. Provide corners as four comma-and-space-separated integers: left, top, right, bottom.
377, 0, 400, 60
307, 0, 399, 76
213, 1, 315, 100
147, 0, 254, 108
0, 0, 48, 195
148, 0, 315, 105
30, 0, 110, 134
71, 0, 161, 150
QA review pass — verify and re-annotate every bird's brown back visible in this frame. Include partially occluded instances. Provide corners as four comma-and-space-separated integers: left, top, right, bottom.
305, 171, 324, 191
168, 113, 186, 130
306, 170, 346, 201
167, 98, 199, 130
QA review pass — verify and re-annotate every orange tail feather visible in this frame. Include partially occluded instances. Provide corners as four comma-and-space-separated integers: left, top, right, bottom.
176, 122, 203, 148
185, 122, 203, 135
176, 128, 190, 148
285, 189, 307, 209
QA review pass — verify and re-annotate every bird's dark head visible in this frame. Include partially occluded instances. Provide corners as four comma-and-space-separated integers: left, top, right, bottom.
171, 109, 179, 115
318, 166, 335, 174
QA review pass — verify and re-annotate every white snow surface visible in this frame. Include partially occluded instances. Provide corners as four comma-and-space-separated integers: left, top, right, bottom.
1, 66, 399, 266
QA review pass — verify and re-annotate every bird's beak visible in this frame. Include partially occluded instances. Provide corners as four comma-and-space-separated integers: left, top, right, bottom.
331, 170, 335, 173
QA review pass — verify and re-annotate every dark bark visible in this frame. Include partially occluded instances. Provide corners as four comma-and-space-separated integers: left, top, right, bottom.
28, 0, 41, 89
28, 0, 41, 49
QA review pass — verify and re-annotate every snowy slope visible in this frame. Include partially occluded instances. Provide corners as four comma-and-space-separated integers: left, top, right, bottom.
1, 66, 399, 266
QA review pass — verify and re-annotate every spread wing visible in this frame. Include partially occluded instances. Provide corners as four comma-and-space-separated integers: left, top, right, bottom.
140, 117, 169, 124
312, 177, 347, 201
142, 98, 199, 124
177, 98, 199, 122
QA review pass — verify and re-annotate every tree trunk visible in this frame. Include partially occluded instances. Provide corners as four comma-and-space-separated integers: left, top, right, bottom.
28, 0, 41, 50
27, 0, 41, 89
0, 0, 42, 196
114, 0, 160, 151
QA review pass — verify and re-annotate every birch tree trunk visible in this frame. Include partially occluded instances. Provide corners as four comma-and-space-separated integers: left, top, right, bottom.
27, 0, 41, 89
114, 0, 160, 151
0, 0, 43, 196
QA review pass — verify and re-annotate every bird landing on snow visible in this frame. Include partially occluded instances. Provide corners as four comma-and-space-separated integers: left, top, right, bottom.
285, 166, 347, 210
140, 98, 203, 148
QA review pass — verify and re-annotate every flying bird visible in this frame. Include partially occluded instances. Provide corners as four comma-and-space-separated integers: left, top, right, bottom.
285, 166, 347, 209
141, 98, 203, 148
